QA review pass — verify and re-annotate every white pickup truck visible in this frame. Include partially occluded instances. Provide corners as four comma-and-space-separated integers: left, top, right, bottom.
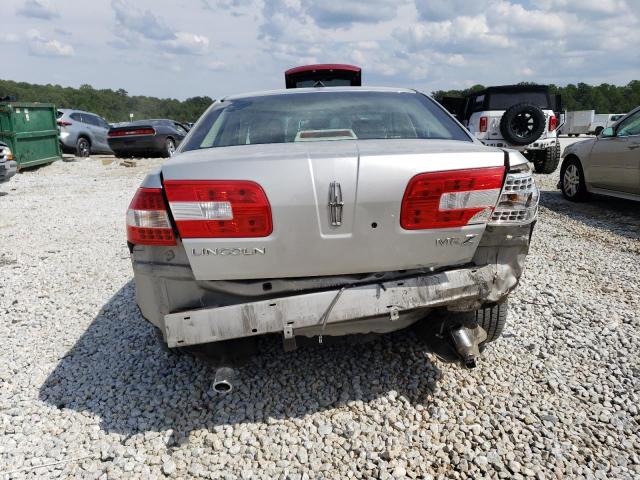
589, 113, 626, 136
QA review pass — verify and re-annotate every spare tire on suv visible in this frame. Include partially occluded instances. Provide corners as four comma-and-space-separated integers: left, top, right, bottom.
499, 103, 546, 146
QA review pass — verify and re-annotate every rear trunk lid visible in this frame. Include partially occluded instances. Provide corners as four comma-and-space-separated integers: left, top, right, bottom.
161, 140, 505, 280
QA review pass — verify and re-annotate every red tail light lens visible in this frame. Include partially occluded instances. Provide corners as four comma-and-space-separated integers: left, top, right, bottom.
164, 180, 273, 238
126, 188, 176, 245
400, 167, 505, 230
109, 128, 155, 138
57, 120, 72, 127
549, 115, 557, 131
479, 116, 488, 132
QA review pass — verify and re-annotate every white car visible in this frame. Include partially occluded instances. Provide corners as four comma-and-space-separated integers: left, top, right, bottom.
560, 106, 640, 201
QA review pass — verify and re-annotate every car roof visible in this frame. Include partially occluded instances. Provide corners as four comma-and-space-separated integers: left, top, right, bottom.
58, 108, 99, 115
222, 86, 417, 101
469, 85, 551, 97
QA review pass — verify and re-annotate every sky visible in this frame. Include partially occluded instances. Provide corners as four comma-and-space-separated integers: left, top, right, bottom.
1, 0, 639, 100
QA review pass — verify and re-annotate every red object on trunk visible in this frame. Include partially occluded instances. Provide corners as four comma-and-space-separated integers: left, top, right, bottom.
284, 64, 362, 88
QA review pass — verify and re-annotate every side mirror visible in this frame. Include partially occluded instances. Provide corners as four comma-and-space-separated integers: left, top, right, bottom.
600, 127, 615, 138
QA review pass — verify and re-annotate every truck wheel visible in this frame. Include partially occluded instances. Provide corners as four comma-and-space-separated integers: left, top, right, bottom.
560, 157, 588, 201
76, 137, 91, 157
533, 144, 560, 174
476, 301, 508, 344
594, 126, 604, 136
499, 103, 546, 146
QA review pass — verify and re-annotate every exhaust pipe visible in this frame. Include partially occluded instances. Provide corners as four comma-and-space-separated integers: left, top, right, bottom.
211, 367, 235, 394
450, 325, 487, 369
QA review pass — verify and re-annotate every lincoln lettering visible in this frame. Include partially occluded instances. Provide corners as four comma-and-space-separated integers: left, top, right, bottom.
192, 247, 266, 256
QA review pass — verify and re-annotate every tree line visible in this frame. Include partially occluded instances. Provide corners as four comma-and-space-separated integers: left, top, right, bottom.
433, 81, 640, 114
2, 78, 639, 122
0, 79, 213, 123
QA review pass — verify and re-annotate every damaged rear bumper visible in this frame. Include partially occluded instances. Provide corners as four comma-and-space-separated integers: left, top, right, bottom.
164, 263, 506, 348
131, 223, 532, 349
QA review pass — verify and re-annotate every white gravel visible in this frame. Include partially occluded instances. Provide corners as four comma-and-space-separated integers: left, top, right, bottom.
1, 154, 639, 479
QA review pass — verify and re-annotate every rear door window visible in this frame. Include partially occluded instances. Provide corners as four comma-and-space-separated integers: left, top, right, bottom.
84, 115, 100, 127
70, 112, 83, 122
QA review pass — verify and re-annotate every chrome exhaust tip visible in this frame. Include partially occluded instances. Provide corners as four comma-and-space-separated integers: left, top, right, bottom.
450, 325, 487, 369
211, 367, 235, 394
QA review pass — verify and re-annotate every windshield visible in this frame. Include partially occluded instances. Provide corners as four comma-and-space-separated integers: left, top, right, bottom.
181, 91, 471, 151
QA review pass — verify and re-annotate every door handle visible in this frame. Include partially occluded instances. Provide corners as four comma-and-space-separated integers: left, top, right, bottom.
629, 143, 640, 150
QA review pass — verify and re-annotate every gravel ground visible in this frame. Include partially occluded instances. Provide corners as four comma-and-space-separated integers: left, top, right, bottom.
1, 153, 639, 479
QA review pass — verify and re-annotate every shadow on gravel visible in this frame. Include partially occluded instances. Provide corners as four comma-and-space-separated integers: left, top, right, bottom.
39, 281, 442, 441
539, 189, 640, 242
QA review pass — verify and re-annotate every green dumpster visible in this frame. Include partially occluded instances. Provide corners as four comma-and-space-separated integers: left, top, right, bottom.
0, 102, 61, 169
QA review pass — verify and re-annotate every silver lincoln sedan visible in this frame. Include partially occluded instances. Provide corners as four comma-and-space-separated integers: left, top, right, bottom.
125, 87, 540, 370
560, 106, 640, 202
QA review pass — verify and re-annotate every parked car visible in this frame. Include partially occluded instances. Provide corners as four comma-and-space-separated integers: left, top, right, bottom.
285, 64, 362, 88
0, 141, 17, 184
560, 106, 640, 202
441, 85, 562, 174
108, 119, 188, 158
589, 113, 626, 136
126, 87, 539, 371
57, 109, 113, 157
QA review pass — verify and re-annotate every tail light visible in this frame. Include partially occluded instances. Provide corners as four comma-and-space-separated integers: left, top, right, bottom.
57, 120, 72, 127
126, 188, 176, 245
164, 180, 273, 238
490, 164, 539, 225
479, 116, 488, 132
400, 167, 505, 230
549, 115, 558, 131
109, 128, 155, 138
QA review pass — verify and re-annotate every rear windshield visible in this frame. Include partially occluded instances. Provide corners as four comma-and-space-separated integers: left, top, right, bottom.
487, 92, 550, 110
181, 91, 470, 151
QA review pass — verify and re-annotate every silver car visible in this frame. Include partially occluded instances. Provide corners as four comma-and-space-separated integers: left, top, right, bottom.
126, 87, 539, 370
57, 109, 113, 157
560, 106, 640, 201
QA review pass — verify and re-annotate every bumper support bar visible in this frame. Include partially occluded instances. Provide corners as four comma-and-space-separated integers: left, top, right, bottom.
164, 264, 498, 348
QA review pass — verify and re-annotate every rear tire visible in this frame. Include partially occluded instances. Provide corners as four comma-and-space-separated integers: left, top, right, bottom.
476, 301, 508, 344
595, 126, 604, 136
533, 143, 561, 174
560, 157, 589, 201
163, 138, 176, 158
76, 137, 91, 157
